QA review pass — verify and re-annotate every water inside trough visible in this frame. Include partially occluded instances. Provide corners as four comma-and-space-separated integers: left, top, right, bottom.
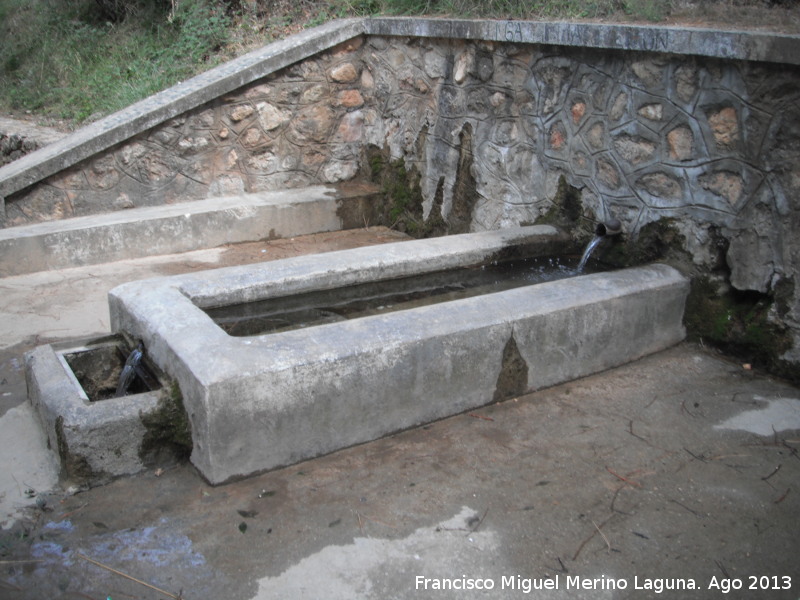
206, 255, 600, 337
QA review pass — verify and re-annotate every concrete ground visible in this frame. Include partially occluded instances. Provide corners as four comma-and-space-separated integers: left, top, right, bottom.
1, 227, 799, 600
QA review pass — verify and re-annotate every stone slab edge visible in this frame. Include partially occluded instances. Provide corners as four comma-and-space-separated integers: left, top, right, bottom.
364, 17, 800, 65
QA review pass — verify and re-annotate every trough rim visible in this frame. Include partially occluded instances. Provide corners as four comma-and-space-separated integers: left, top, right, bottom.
108, 226, 689, 388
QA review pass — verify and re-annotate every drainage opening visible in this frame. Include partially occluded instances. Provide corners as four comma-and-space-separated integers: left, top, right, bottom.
63, 339, 162, 402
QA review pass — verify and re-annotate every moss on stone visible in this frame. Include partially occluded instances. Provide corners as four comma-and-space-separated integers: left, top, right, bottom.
447, 122, 479, 235
493, 334, 529, 402
419, 177, 448, 237
139, 380, 192, 464
535, 175, 584, 231
584, 216, 795, 382
685, 277, 795, 382
55, 416, 96, 483
362, 144, 444, 238
602, 218, 689, 268
362, 123, 477, 238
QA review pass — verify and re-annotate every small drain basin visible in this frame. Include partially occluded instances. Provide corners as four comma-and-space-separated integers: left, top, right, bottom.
25, 335, 189, 487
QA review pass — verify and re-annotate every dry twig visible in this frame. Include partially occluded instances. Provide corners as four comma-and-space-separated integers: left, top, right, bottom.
77, 554, 182, 599
468, 413, 494, 422
572, 515, 614, 561
669, 498, 702, 518
715, 560, 730, 578
627, 420, 650, 443
761, 464, 782, 481
468, 507, 490, 534
545, 556, 569, 574
774, 488, 790, 504
605, 466, 642, 488
355, 513, 397, 529
610, 484, 632, 515
683, 447, 708, 462
57, 502, 88, 521
592, 520, 612, 552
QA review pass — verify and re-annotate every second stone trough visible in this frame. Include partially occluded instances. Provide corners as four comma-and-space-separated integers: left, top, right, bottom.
108, 225, 689, 484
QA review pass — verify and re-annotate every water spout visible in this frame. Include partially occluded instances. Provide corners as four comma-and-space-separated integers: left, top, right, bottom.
595, 218, 622, 237
577, 235, 603, 272
577, 219, 622, 272
115, 341, 144, 397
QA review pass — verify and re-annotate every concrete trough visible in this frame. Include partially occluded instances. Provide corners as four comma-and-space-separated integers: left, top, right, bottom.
25, 335, 190, 487
105, 226, 690, 485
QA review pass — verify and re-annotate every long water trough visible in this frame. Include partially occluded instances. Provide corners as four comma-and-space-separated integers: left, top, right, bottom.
93, 225, 689, 484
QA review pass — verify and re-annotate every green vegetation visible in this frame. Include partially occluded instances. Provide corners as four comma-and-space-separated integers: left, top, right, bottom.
0, 0, 230, 122
591, 217, 797, 383
366, 145, 429, 235
535, 175, 587, 236
0, 0, 789, 124
685, 277, 795, 381
140, 380, 193, 461
0, 0, 682, 125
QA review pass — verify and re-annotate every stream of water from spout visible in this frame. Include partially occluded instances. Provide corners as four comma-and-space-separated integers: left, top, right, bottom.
577, 235, 603, 272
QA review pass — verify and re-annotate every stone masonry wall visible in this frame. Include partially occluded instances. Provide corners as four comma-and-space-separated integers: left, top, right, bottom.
4, 27, 800, 367
2, 37, 372, 222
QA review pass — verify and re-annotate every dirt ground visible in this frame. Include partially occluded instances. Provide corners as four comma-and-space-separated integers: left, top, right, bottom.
0, 227, 798, 600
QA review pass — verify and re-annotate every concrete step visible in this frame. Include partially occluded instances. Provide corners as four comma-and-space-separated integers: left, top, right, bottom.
0, 182, 381, 277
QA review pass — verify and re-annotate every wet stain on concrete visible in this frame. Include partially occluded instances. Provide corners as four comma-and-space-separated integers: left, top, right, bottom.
714, 396, 800, 436
493, 333, 529, 402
